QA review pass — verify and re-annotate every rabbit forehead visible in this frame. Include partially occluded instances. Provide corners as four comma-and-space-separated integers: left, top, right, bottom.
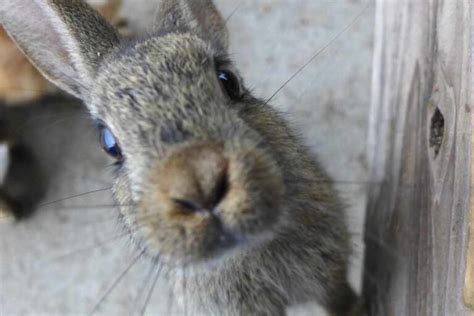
90, 32, 221, 120
88, 32, 239, 156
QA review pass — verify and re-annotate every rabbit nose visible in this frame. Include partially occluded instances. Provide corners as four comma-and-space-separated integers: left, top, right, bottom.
158, 143, 229, 214
172, 169, 228, 213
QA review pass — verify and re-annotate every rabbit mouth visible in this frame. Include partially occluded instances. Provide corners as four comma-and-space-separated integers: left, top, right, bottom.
134, 207, 277, 267
132, 141, 285, 266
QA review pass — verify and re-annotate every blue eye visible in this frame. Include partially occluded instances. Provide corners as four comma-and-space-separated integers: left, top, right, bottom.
99, 125, 122, 160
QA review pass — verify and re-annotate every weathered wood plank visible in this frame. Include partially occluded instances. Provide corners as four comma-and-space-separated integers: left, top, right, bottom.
363, 0, 473, 315
467, 137, 474, 309
465, 2, 474, 308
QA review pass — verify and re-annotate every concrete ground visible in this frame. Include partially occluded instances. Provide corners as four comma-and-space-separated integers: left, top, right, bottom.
0, 0, 374, 315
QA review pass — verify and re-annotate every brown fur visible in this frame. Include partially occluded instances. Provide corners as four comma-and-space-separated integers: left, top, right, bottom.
1, 0, 360, 314
0, 27, 55, 104
0, 0, 124, 105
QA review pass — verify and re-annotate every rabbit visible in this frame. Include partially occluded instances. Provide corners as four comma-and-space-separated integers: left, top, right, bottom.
0, 0, 360, 315
0, 105, 48, 221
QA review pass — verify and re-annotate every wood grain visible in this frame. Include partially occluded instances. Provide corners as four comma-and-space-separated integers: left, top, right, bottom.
363, 0, 473, 314
465, 0, 474, 308
467, 129, 474, 309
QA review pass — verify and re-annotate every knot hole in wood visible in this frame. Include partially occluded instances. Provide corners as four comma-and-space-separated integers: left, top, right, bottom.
429, 107, 444, 158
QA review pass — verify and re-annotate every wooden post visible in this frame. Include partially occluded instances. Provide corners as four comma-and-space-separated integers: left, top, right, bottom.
363, 0, 473, 315
467, 145, 474, 309
466, 1, 474, 308
466, 1, 474, 302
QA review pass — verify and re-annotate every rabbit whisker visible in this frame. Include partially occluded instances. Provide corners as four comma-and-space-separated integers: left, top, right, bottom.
51, 166, 113, 188
182, 230, 189, 316
286, 178, 380, 185
38, 116, 83, 133
294, 47, 343, 103
287, 178, 418, 189
225, 1, 243, 24
362, 267, 385, 296
38, 231, 130, 264
49, 203, 137, 212
75, 215, 122, 227
166, 271, 176, 315
89, 249, 145, 315
37, 187, 112, 208
139, 260, 163, 316
363, 231, 401, 259
10, 113, 87, 137
264, 2, 371, 105
132, 261, 157, 315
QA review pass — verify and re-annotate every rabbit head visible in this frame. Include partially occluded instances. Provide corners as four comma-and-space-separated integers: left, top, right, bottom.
0, 0, 305, 265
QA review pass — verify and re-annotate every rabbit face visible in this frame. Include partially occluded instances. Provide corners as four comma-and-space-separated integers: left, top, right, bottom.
91, 33, 286, 264
0, 0, 296, 266
1, 1, 358, 313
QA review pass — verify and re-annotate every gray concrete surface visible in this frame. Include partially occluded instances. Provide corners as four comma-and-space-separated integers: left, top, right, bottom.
0, 1, 374, 315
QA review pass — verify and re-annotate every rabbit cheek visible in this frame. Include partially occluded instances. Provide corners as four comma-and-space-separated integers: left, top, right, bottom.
216, 151, 285, 237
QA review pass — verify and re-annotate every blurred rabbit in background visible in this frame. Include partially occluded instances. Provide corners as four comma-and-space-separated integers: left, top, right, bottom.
0, 0, 128, 220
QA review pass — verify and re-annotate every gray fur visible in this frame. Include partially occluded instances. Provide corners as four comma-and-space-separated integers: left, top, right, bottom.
1, 0, 359, 314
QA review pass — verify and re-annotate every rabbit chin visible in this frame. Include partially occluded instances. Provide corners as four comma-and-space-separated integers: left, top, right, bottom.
137, 221, 278, 270
184, 229, 277, 272
207, 232, 277, 272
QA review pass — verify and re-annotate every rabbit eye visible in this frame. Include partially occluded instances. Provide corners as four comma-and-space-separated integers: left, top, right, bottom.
99, 126, 123, 160
217, 70, 241, 99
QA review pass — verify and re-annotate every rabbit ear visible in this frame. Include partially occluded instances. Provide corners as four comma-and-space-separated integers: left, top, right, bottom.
155, 0, 229, 52
0, 0, 120, 99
